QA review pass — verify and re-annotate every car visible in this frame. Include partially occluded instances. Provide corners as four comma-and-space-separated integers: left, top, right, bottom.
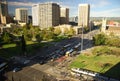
39, 61, 45, 65
23, 60, 30, 64
13, 67, 21, 72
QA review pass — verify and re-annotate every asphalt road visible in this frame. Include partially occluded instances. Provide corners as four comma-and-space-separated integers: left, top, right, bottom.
5, 29, 100, 81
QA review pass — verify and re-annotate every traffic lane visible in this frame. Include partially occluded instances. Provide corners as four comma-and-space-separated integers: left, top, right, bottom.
30, 37, 81, 64
33, 37, 80, 57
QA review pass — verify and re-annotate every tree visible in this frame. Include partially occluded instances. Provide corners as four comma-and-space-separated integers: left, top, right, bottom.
2, 32, 12, 43
40, 28, 55, 41
54, 27, 61, 35
93, 33, 106, 45
21, 35, 26, 56
67, 27, 75, 37
36, 34, 42, 43
22, 26, 32, 41
64, 27, 69, 35
105, 37, 120, 47
84, 26, 89, 33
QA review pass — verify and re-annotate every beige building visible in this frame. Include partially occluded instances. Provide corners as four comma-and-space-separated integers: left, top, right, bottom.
60, 7, 69, 24
15, 8, 28, 23
0, 0, 8, 24
78, 4, 90, 27
101, 18, 120, 37
54, 25, 81, 35
32, 3, 60, 28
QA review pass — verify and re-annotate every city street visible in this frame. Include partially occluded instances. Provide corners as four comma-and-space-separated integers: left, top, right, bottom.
5, 29, 100, 81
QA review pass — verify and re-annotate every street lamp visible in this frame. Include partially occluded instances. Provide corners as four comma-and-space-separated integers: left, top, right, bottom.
81, 23, 84, 52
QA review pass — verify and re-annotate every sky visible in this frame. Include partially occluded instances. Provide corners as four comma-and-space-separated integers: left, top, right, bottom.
8, 0, 120, 17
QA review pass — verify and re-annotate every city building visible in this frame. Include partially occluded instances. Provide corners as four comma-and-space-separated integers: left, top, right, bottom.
69, 16, 78, 23
69, 16, 78, 26
54, 24, 81, 35
32, 4, 39, 26
32, 3, 60, 28
101, 18, 120, 37
0, 0, 8, 24
15, 8, 28, 24
78, 4, 90, 27
60, 7, 69, 24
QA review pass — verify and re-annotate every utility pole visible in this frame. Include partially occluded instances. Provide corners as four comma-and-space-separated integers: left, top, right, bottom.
89, 22, 91, 47
81, 24, 83, 52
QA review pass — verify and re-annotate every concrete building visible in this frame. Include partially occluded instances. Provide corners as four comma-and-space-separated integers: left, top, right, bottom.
32, 3, 60, 28
60, 7, 69, 24
32, 4, 39, 26
78, 4, 90, 27
15, 8, 28, 24
0, 0, 8, 24
69, 16, 78, 23
54, 24, 81, 35
101, 18, 120, 37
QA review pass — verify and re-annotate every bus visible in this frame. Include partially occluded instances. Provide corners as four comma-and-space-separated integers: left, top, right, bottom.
63, 44, 71, 48
74, 43, 81, 51
71, 68, 99, 77
0, 62, 8, 73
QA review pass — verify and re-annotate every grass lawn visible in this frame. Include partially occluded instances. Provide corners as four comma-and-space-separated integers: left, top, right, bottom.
2, 43, 16, 49
69, 53, 120, 79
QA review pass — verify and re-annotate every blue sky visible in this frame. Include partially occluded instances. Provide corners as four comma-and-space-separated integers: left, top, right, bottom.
8, 0, 120, 17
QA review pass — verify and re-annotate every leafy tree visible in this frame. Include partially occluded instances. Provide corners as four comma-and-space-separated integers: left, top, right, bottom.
54, 27, 61, 35
105, 37, 120, 47
84, 26, 89, 33
48, 27, 54, 32
36, 34, 42, 43
2, 32, 12, 43
93, 33, 106, 45
23, 26, 32, 41
67, 27, 75, 37
64, 27, 69, 35
40, 28, 55, 41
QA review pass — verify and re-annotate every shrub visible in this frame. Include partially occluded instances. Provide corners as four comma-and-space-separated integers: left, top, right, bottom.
93, 33, 106, 45
92, 46, 111, 55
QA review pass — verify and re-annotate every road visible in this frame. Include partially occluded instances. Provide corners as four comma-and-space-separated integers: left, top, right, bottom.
5, 29, 100, 81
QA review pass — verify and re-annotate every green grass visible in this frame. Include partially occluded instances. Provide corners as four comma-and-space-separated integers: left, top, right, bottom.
53, 35, 68, 42
2, 43, 16, 48
69, 54, 120, 79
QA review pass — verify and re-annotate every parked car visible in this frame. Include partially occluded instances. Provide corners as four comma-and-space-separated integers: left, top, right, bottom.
39, 61, 45, 65
13, 67, 22, 72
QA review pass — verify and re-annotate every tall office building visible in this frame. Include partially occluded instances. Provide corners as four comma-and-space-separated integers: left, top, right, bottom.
60, 7, 69, 24
15, 8, 28, 23
0, 0, 8, 24
78, 4, 90, 27
32, 3, 60, 28
32, 4, 39, 26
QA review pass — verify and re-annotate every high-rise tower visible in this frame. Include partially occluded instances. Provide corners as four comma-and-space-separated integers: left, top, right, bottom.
32, 3, 60, 28
15, 8, 28, 23
0, 0, 8, 24
60, 7, 69, 24
78, 4, 90, 27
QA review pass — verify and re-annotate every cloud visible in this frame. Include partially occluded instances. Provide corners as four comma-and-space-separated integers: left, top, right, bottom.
90, 0, 110, 8
91, 8, 120, 17
8, 1, 35, 6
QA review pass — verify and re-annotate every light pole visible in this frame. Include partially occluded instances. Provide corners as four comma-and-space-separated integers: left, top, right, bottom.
81, 24, 84, 52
